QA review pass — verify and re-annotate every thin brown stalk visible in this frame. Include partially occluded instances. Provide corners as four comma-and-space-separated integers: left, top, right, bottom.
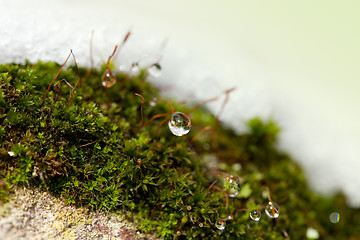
156, 115, 171, 134
134, 93, 145, 128
191, 126, 211, 142
107, 45, 118, 67
189, 96, 219, 114
44, 50, 73, 98
266, 186, 272, 202
207, 179, 218, 191
216, 87, 236, 120
79, 140, 101, 148
206, 170, 228, 177
68, 50, 82, 106
112, 30, 131, 61
143, 112, 171, 127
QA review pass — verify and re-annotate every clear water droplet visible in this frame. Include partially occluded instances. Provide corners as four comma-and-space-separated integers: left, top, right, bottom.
262, 190, 268, 199
101, 69, 116, 88
148, 63, 162, 78
249, 209, 261, 221
199, 223, 203, 227
168, 112, 191, 136
227, 214, 233, 221
265, 202, 280, 218
224, 175, 241, 197
232, 163, 242, 171
131, 62, 140, 74
149, 97, 158, 106
215, 219, 226, 230
306, 227, 319, 239
329, 212, 340, 223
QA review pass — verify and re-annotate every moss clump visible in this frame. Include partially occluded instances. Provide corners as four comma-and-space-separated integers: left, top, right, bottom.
1, 61, 360, 239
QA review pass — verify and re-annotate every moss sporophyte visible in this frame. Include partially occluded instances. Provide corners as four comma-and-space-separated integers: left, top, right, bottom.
1, 37, 360, 239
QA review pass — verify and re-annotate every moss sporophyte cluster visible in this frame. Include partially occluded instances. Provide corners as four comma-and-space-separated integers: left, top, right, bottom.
1, 46, 360, 239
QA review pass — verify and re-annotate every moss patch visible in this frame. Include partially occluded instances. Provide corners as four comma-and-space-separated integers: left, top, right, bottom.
1, 61, 360, 239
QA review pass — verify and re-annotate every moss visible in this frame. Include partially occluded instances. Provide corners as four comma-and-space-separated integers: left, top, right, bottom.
0, 61, 359, 239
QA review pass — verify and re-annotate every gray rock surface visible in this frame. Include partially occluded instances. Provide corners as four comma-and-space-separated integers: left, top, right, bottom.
0, 188, 156, 240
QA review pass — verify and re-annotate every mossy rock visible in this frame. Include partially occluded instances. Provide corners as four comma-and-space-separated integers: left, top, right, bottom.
0, 61, 359, 239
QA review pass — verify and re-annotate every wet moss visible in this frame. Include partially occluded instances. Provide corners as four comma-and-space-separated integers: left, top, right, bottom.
1, 61, 359, 239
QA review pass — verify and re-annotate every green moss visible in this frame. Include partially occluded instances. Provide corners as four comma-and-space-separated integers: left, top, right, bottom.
0, 61, 359, 239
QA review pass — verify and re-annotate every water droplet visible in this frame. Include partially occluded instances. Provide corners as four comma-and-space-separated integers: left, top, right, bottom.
224, 175, 241, 197
149, 97, 158, 106
137, 159, 142, 166
227, 214, 233, 221
168, 112, 191, 136
131, 62, 140, 74
101, 69, 116, 88
232, 163, 242, 171
199, 223, 203, 228
265, 202, 280, 218
249, 209, 261, 221
306, 227, 319, 239
176, 231, 181, 236
329, 212, 340, 223
8, 151, 15, 157
215, 219, 226, 230
148, 63, 162, 78
262, 190, 268, 199
187, 206, 192, 211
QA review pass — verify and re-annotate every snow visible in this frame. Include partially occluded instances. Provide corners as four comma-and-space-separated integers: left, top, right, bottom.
1, 0, 360, 207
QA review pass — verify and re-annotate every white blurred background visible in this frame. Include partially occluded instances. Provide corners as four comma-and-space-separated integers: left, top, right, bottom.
1, 0, 360, 207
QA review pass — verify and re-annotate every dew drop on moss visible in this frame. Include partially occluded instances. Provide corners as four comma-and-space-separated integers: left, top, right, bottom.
224, 175, 241, 197
265, 201, 280, 218
249, 209, 261, 221
148, 63, 162, 78
330, 212, 340, 223
131, 62, 140, 74
168, 112, 191, 136
215, 219, 226, 230
149, 97, 158, 106
101, 69, 116, 88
